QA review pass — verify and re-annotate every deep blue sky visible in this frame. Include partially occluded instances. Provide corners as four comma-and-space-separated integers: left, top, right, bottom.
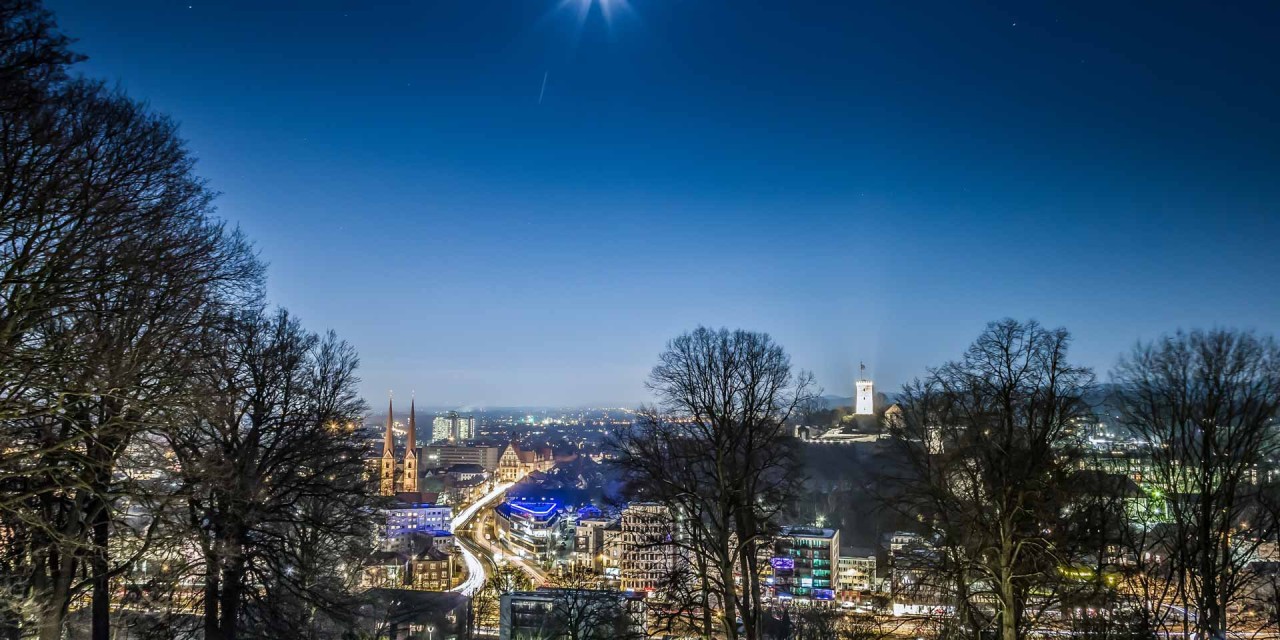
47, 0, 1280, 407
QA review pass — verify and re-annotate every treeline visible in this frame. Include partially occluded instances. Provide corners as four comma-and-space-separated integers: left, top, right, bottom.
609, 321, 1280, 640
0, 3, 380, 639
887, 320, 1280, 640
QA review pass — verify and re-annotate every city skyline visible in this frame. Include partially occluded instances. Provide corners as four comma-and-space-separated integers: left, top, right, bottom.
45, 0, 1280, 406
6, 3, 1280, 636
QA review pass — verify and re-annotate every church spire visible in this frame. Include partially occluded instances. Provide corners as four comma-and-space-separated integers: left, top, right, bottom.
379, 391, 396, 496
402, 393, 419, 493
406, 395, 416, 452
382, 392, 395, 457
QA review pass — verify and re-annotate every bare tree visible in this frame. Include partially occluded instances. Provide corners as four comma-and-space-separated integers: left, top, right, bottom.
885, 319, 1095, 640
0, 0, 81, 116
610, 327, 816, 640
1112, 329, 1280, 640
532, 569, 646, 640
470, 564, 535, 637
1, 4, 261, 637
168, 309, 378, 640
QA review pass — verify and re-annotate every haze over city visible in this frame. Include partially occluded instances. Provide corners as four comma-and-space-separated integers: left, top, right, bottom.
43, 0, 1280, 407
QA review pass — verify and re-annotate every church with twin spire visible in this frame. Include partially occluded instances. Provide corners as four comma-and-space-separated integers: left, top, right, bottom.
379, 394, 420, 496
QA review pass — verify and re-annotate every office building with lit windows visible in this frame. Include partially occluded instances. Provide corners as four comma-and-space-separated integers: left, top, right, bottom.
432, 411, 476, 443
494, 500, 564, 562
619, 503, 680, 593
772, 526, 840, 601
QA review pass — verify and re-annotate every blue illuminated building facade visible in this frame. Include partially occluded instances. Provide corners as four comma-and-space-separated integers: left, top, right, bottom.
772, 526, 840, 602
495, 499, 565, 562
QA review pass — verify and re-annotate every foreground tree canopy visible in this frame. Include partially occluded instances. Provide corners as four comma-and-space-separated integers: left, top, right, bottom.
883, 321, 1280, 640
0, 2, 380, 639
610, 326, 816, 640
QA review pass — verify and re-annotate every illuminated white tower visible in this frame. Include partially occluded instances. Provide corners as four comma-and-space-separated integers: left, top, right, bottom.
855, 362, 874, 416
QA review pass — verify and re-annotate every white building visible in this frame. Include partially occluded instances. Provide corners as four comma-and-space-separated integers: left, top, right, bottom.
887, 531, 922, 552
620, 503, 680, 592
385, 497, 452, 550
855, 380, 874, 415
838, 547, 877, 593
855, 361, 874, 415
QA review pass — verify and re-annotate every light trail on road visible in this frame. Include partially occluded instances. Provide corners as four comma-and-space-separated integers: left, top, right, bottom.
449, 482, 513, 596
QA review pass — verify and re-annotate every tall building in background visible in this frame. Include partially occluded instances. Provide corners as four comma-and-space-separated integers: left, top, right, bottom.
432, 411, 476, 443
620, 503, 679, 592
855, 362, 874, 416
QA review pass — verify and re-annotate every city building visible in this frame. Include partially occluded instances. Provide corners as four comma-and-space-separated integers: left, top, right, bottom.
573, 512, 616, 573
495, 499, 565, 562
365, 549, 411, 589
1081, 449, 1159, 484
497, 443, 555, 482
426, 530, 454, 553
886, 531, 922, 552
364, 589, 469, 639
889, 545, 949, 617
837, 546, 877, 594
446, 463, 487, 482
448, 474, 489, 505
855, 362, 874, 416
499, 589, 647, 640
365, 533, 456, 592
410, 546, 456, 591
601, 523, 624, 582
420, 444, 502, 472
619, 503, 679, 593
772, 526, 840, 601
385, 494, 452, 551
883, 403, 903, 430
432, 411, 476, 443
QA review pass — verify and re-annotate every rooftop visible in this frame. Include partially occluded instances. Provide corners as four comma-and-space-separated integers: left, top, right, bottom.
780, 525, 838, 539
841, 546, 876, 558
393, 491, 444, 507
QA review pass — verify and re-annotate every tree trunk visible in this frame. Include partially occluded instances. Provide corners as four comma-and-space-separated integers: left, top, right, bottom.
38, 550, 77, 640
91, 497, 111, 640
204, 567, 220, 640
737, 543, 759, 640
997, 514, 1019, 640
999, 572, 1017, 640
719, 557, 738, 640
219, 555, 246, 640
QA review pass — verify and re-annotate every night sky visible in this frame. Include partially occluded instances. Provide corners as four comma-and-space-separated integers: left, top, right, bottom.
46, 0, 1280, 407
